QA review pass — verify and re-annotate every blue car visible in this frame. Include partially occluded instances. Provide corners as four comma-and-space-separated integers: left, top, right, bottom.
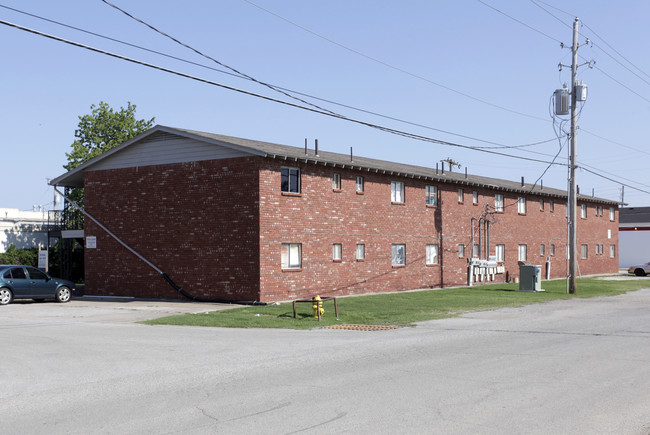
0, 265, 76, 305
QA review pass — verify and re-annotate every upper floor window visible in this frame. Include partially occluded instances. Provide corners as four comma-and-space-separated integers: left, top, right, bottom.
426, 185, 437, 206
495, 194, 504, 212
281, 167, 300, 193
356, 176, 364, 193
609, 207, 615, 221
518, 197, 526, 214
356, 243, 365, 260
332, 243, 342, 261
391, 181, 404, 203
581, 204, 587, 219
550, 200, 555, 212
458, 189, 464, 203
540, 199, 544, 211
332, 173, 341, 190
472, 191, 478, 205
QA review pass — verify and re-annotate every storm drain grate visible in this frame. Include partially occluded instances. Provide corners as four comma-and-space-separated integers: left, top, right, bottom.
322, 324, 401, 331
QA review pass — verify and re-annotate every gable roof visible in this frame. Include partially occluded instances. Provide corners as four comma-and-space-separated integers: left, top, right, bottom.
50, 125, 619, 205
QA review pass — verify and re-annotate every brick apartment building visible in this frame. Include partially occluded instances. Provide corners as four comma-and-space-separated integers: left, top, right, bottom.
50, 125, 619, 302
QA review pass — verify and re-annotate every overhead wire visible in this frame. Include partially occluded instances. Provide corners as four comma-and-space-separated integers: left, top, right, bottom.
242, 0, 549, 122
0, 2, 556, 151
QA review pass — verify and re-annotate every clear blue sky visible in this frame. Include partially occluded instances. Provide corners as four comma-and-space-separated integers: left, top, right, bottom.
2, 0, 649, 211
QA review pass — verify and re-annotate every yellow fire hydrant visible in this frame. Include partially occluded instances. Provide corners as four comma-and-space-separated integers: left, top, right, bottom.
312, 295, 325, 318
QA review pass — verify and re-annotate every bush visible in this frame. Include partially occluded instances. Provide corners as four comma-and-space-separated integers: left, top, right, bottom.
0, 244, 38, 266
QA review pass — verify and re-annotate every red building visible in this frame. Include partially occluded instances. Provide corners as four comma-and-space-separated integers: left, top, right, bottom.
51, 126, 619, 302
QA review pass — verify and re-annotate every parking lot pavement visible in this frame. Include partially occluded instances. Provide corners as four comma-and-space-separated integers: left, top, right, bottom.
0, 296, 238, 324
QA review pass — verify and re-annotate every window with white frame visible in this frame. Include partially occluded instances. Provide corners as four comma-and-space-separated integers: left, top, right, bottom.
610, 244, 616, 258
518, 197, 526, 214
608, 229, 611, 239
518, 244, 527, 261
332, 243, 342, 261
581, 244, 588, 259
495, 194, 504, 212
609, 207, 615, 221
356, 176, 364, 193
551, 244, 555, 256
392, 244, 406, 266
472, 243, 479, 258
426, 244, 439, 265
281, 243, 302, 269
540, 199, 544, 211
426, 185, 437, 206
332, 173, 341, 190
356, 243, 365, 260
495, 244, 505, 261
472, 191, 478, 205
281, 167, 300, 193
391, 181, 405, 203
458, 189, 464, 203
458, 243, 465, 258
550, 200, 555, 212
581, 204, 587, 219
540, 244, 545, 256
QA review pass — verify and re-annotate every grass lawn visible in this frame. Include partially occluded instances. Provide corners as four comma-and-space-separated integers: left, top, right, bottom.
142, 276, 650, 329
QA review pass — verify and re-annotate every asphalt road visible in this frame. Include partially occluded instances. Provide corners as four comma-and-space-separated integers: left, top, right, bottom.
1, 290, 650, 434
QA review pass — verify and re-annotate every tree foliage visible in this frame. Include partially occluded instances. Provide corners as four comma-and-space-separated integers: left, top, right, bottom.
0, 245, 38, 266
64, 101, 155, 171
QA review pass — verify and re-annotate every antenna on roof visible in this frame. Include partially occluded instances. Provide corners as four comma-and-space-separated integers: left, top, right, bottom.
350, 147, 353, 162
304, 138, 307, 155
315, 139, 319, 156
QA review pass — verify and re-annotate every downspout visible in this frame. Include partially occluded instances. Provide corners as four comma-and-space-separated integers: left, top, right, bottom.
54, 186, 264, 305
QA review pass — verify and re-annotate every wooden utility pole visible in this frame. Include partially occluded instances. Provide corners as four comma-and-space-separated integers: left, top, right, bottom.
568, 17, 579, 294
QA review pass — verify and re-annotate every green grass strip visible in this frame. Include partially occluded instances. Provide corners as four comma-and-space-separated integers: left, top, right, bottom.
142, 276, 650, 329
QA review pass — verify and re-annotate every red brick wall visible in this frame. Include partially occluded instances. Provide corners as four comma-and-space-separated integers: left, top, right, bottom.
258, 161, 619, 301
83, 158, 260, 301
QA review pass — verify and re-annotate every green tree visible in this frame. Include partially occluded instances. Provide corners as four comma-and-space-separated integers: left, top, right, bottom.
65, 101, 155, 171
63, 102, 155, 206
0, 245, 38, 266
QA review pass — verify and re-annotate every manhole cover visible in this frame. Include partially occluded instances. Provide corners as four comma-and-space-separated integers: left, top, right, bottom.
322, 324, 401, 331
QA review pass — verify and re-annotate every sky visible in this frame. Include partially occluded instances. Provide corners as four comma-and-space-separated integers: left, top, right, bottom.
2, 0, 649, 211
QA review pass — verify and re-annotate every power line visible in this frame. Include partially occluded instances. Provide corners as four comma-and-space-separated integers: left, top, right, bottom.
0, 19, 567, 168
478, 0, 563, 44
243, 0, 549, 122
0, 2, 555, 150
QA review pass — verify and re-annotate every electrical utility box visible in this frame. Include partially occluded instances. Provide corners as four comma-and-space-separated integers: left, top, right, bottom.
518, 264, 544, 292
575, 81, 587, 102
554, 88, 570, 115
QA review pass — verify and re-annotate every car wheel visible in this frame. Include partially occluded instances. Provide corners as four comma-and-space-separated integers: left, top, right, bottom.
635, 268, 647, 277
55, 286, 71, 303
0, 288, 13, 305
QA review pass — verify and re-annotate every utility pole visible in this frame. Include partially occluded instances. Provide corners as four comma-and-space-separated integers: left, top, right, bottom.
568, 17, 579, 294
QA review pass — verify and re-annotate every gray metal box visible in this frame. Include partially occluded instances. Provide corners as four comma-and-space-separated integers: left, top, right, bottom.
519, 264, 543, 292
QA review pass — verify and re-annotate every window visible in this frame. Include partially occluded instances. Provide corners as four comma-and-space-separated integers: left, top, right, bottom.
608, 229, 612, 239
392, 244, 406, 266
332, 173, 341, 190
391, 181, 404, 203
458, 244, 465, 258
458, 189, 464, 203
281, 243, 301, 269
472, 243, 479, 258
27, 267, 47, 280
610, 244, 616, 258
540, 199, 544, 211
551, 244, 556, 256
518, 197, 526, 214
518, 244, 527, 261
356, 243, 365, 260
495, 244, 505, 261
609, 207, 615, 221
281, 167, 300, 193
595, 205, 600, 216
332, 243, 342, 261
495, 194, 504, 212
426, 244, 439, 265
472, 191, 478, 205
7, 267, 26, 279
356, 176, 364, 193
426, 185, 437, 206
540, 244, 545, 256
581, 244, 588, 259
550, 200, 555, 212
581, 204, 587, 219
